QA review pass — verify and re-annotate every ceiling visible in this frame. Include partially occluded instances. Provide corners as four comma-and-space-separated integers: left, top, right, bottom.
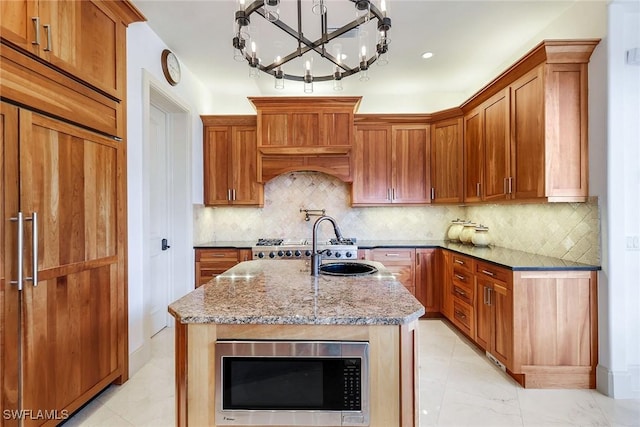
131, 0, 587, 111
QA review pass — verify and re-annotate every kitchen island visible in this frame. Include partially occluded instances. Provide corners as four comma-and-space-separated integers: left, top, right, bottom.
169, 259, 425, 427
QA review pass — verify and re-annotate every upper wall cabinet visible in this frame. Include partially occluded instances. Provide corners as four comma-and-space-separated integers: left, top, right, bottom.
201, 116, 263, 207
431, 115, 464, 204
461, 39, 599, 203
352, 116, 431, 206
249, 97, 361, 183
1, 0, 129, 100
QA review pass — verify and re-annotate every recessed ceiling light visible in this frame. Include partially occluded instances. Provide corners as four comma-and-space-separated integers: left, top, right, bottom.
421, 52, 434, 59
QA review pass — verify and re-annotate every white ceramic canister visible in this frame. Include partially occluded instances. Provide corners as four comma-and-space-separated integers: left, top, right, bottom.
447, 219, 466, 241
472, 224, 491, 247
459, 222, 476, 244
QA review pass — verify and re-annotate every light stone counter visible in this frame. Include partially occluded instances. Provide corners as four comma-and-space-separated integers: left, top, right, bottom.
168, 259, 425, 325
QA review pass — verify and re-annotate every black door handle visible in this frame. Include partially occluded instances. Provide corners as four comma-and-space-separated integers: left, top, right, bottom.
162, 238, 171, 251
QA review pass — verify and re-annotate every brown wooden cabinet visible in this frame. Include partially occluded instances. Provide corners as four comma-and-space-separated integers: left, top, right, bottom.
368, 248, 416, 294
474, 261, 513, 367
463, 88, 510, 202
249, 97, 361, 182
202, 116, 263, 206
352, 123, 430, 205
430, 117, 463, 203
462, 40, 598, 203
1, 0, 128, 99
1, 102, 128, 425
1, 2, 142, 423
449, 253, 475, 338
195, 248, 251, 287
415, 248, 439, 315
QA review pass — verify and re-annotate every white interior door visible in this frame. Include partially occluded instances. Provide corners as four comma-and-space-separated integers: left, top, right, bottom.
149, 104, 171, 336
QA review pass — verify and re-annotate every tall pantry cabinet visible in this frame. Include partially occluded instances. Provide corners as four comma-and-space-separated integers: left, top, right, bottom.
0, 2, 144, 425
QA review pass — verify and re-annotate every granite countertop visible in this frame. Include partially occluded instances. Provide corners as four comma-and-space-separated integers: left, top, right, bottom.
194, 240, 600, 271
168, 259, 425, 325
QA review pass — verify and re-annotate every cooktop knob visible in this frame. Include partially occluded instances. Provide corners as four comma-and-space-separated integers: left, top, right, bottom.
269, 252, 276, 258
325, 250, 333, 257
305, 250, 312, 257
335, 252, 342, 258
277, 250, 284, 257
345, 251, 353, 258
294, 250, 301, 257
257, 252, 265, 258
285, 250, 292, 257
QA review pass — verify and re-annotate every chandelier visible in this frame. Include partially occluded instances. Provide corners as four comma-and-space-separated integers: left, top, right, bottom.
232, 0, 391, 92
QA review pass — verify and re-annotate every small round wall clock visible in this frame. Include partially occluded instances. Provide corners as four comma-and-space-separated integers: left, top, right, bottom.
161, 49, 181, 86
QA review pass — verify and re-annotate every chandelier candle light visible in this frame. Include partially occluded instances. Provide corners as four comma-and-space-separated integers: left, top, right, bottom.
233, 0, 391, 92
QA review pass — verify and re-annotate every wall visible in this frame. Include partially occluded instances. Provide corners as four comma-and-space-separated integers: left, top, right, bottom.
194, 173, 600, 265
598, 0, 640, 399
126, 22, 208, 374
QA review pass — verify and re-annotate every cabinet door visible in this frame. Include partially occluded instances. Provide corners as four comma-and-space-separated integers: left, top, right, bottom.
352, 125, 392, 205
289, 112, 319, 146
19, 110, 122, 424
463, 109, 483, 202
203, 126, 232, 205
492, 282, 512, 366
440, 250, 454, 319
321, 111, 352, 146
0, 0, 39, 54
431, 118, 463, 203
37, 0, 123, 98
231, 126, 262, 205
511, 66, 545, 200
371, 249, 415, 294
475, 279, 492, 351
415, 249, 438, 315
195, 249, 240, 286
392, 125, 430, 203
483, 89, 510, 201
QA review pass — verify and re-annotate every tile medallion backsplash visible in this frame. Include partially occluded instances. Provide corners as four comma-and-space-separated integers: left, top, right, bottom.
194, 172, 601, 265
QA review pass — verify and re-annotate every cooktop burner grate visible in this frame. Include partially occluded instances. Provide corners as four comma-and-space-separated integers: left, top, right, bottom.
256, 238, 284, 246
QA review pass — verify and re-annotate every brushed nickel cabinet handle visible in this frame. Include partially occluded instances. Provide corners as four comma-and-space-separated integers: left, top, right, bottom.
454, 273, 465, 281
43, 24, 52, 52
26, 212, 38, 287
487, 287, 493, 305
454, 310, 466, 319
32, 17, 40, 46
385, 253, 400, 257
232, 189, 236, 201
454, 259, 464, 265
481, 269, 495, 277
509, 177, 513, 194
10, 213, 24, 291
386, 188, 391, 201
392, 188, 396, 200
476, 182, 481, 198
454, 287, 466, 296
431, 188, 435, 200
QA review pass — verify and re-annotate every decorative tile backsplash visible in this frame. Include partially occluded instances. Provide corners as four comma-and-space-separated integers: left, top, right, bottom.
194, 172, 600, 265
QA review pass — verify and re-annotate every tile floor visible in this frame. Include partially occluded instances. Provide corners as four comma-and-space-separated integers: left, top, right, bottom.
63, 319, 640, 426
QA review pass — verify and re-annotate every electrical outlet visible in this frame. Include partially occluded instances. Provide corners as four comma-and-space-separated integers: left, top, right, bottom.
626, 236, 640, 250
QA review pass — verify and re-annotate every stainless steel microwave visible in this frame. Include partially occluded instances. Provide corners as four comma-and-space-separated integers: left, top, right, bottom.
215, 340, 370, 426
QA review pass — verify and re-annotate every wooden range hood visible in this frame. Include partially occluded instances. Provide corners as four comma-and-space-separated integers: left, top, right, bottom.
249, 96, 362, 183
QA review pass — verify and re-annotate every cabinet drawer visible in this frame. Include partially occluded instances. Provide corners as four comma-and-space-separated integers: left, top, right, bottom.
452, 267, 473, 288
453, 300, 473, 336
475, 261, 510, 285
197, 249, 240, 263
452, 281, 474, 306
451, 254, 473, 271
371, 249, 414, 263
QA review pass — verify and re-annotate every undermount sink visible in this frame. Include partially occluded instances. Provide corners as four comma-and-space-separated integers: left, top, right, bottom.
318, 262, 378, 276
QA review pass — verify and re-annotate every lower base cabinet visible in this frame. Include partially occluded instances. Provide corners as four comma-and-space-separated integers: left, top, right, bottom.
368, 248, 416, 294
194, 249, 251, 287
440, 251, 597, 389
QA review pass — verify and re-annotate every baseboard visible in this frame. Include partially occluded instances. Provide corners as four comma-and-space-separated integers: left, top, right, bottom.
596, 363, 640, 399
129, 340, 152, 377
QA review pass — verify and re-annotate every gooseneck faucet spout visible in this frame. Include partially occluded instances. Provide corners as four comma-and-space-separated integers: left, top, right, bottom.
310, 215, 344, 276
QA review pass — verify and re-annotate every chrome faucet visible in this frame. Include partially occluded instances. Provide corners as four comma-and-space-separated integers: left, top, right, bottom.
310, 215, 344, 276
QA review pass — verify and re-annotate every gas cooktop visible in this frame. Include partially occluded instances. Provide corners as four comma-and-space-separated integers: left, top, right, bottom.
251, 238, 358, 260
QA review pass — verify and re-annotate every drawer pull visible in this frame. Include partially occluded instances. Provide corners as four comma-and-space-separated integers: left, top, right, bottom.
481, 269, 495, 277
454, 259, 464, 265
385, 253, 400, 257
453, 287, 466, 297
454, 273, 466, 281
454, 310, 466, 319
211, 254, 226, 257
